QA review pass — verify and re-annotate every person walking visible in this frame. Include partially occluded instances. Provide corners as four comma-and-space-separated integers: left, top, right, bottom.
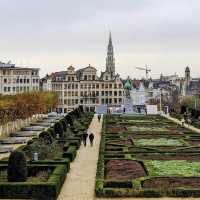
82, 132, 88, 147
89, 133, 94, 146
181, 117, 185, 127
98, 114, 101, 122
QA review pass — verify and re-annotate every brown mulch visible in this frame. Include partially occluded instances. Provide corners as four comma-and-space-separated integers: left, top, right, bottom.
143, 177, 200, 188
188, 140, 200, 146
107, 127, 127, 134
136, 154, 200, 161
106, 160, 146, 181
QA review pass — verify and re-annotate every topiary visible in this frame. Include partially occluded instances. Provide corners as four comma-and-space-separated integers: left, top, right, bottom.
79, 105, 84, 113
47, 128, 56, 138
54, 122, 64, 138
65, 115, 73, 126
39, 131, 53, 144
60, 119, 67, 132
7, 150, 28, 182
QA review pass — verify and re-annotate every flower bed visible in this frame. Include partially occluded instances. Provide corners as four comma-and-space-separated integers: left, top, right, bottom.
96, 114, 200, 197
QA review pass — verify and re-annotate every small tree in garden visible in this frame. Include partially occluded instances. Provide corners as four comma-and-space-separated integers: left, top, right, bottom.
54, 121, 64, 138
79, 105, 84, 113
7, 151, 27, 182
65, 115, 73, 126
60, 119, 67, 132
47, 127, 56, 138
39, 131, 53, 144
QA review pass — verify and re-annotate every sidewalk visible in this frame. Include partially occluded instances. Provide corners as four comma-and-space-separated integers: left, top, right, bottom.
58, 114, 102, 200
162, 114, 200, 133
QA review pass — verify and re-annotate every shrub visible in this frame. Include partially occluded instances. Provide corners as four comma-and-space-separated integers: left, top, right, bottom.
47, 127, 56, 138
54, 122, 64, 138
39, 131, 53, 144
65, 115, 73, 126
60, 119, 67, 132
62, 146, 77, 161
7, 151, 28, 182
79, 105, 84, 113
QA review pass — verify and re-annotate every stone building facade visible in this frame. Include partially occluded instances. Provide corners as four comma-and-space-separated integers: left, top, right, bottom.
42, 33, 125, 113
0, 61, 40, 95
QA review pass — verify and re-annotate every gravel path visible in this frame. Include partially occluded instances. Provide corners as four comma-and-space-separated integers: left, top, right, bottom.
58, 114, 103, 200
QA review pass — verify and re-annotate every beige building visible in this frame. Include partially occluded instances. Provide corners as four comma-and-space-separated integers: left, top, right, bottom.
42, 33, 125, 113
49, 65, 124, 113
0, 61, 40, 95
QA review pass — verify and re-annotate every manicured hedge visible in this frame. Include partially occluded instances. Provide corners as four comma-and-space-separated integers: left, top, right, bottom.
0, 109, 94, 199
0, 164, 68, 200
62, 146, 77, 161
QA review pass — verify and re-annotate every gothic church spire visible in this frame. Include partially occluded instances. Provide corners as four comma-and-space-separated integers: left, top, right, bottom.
106, 32, 115, 77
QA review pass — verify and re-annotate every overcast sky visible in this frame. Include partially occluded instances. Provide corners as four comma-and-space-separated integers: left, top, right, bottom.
0, 0, 200, 79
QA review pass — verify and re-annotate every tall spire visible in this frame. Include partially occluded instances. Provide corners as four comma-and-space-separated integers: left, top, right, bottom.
108, 31, 112, 47
106, 32, 115, 77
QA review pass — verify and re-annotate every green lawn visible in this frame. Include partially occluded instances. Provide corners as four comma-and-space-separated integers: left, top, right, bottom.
128, 126, 168, 132
144, 160, 200, 177
134, 138, 186, 146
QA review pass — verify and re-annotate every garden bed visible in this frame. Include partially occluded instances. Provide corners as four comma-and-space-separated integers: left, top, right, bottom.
135, 154, 200, 161
0, 163, 68, 200
106, 160, 147, 181
96, 114, 200, 197
143, 177, 200, 189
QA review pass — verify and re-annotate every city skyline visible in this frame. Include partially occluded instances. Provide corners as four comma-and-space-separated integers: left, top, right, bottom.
1, 0, 200, 79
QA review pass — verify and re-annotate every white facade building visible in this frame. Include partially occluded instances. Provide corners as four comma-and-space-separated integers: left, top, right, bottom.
0, 61, 40, 95
130, 80, 160, 107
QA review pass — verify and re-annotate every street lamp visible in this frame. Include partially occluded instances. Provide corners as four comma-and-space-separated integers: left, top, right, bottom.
160, 88, 163, 113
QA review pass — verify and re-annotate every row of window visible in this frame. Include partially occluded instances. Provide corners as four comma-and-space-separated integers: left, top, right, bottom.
62, 90, 123, 97
64, 84, 79, 89
64, 91, 79, 97
3, 86, 39, 92
53, 83, 123, 90
3, 78, 39, 84
101, 98, 122, 104
2, 70, 38, 76
64, 99, 79, 106
83, 75, 96, 81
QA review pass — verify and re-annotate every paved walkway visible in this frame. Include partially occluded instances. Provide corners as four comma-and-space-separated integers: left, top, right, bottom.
162, 114, 200, 133
58, 114, 103, 200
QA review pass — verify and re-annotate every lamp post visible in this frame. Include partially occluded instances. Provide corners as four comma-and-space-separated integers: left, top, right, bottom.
160, 88, 163, 113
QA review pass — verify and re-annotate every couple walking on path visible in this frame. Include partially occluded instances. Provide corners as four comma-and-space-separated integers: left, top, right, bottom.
82, 132, 94, 147
82, 114, 101, 147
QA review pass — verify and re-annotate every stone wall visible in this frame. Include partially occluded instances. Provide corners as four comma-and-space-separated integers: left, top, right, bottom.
0, 114, 43, 138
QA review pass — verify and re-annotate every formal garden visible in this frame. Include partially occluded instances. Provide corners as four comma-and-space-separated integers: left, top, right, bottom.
0, 106, 93, 200
96, 114, 200, 197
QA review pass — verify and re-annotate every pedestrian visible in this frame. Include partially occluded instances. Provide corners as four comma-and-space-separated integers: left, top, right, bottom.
89, 133, 94, 146
145, 107, 147, 115
98, 114, 101, 122
82, 132, 88, 147
181, 118, 185, 127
